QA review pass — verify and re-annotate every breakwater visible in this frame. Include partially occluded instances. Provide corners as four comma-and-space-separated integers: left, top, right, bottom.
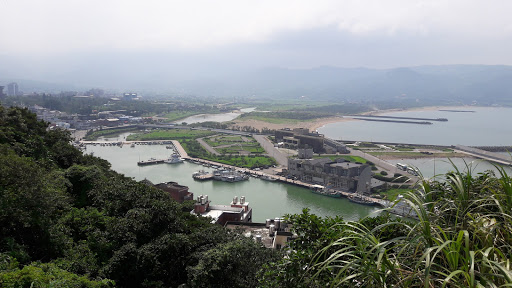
352, 118, 433, 125
439, 109, 475, 113
350, 115, 448, 121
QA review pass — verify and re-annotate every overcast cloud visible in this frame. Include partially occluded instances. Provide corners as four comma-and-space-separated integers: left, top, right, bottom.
1, 0, 512, 86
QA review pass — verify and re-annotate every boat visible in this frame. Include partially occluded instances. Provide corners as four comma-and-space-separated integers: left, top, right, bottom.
260, 175, 277, 182
192, 170, 212, 180
164, 154, 184, 164
137, 157, 164, 166
348, 194, 380, 206
311, 187, 342, 198
213, 169, 249, 182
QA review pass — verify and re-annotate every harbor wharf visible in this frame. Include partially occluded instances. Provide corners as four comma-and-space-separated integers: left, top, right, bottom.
348, 115, 448, 122
455, 145, 512, 166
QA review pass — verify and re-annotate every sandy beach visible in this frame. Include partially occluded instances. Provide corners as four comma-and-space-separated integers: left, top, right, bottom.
230, 105, 476, 132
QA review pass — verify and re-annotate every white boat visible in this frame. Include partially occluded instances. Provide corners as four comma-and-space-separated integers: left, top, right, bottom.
164, 154, 184, 164
213, 169, 249, 182
260, 175, 277, 181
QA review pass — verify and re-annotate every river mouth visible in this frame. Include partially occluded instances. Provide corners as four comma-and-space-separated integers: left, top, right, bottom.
174, 107, 257, 124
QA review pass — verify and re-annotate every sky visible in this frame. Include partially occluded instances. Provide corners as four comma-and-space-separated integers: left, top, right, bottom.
1, 0, 512, 87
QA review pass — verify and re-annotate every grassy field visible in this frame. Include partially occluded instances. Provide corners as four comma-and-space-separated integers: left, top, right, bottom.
204, 135, 245, 146
203, 155, 275, 168
126, 129, 215, 141
84, 127, 139, 141
204, 135, 266, 154
217, 144, 265, 154
313, 155, 368, 163
379, 188, 411, 201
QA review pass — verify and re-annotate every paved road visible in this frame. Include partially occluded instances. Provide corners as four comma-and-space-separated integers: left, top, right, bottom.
197, 138, 220, 155
171, 140, 189, 158
253, 134, 289, 167
348, 147, 419, 183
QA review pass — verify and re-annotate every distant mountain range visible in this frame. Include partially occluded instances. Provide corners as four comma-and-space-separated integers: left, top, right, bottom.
2, 65, 512, 105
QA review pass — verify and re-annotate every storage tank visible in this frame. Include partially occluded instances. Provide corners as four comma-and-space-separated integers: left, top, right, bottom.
265, 219, 271, 228
274, 218, 281, 230
233, 196, 238, 204
269, 224, 275, 236
255, 235, 262, 243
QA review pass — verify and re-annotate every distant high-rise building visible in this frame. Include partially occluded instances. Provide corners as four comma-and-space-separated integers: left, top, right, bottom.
7, 82, 19, 96
0, 86, 5, 98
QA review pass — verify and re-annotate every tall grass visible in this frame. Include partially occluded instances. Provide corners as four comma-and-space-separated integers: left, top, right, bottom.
303, 161, 512, 287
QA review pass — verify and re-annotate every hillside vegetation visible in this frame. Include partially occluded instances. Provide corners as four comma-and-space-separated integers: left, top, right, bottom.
0, 107, 276, 287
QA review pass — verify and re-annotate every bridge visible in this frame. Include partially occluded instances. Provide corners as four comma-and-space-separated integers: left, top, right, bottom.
454, 145, 512, 166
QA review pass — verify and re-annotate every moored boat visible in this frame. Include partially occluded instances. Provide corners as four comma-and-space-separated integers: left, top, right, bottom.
164, 154, 184, 164
260, 175, 277, 182
348, 194, 379, 206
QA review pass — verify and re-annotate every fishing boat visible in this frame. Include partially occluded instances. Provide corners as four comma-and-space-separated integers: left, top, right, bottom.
213, 169, 249, 182
348, 194, 379, 206
260, 175, 277, 182
192, 170, 212, 180
164, 154, 184, 164
311, 186, 342, 198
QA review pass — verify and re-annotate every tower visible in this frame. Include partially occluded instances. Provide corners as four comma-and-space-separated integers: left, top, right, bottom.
7, 82, 18, 96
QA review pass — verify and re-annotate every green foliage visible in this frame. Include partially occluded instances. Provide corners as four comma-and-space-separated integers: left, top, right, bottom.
0, 107, 275, 287
187, 237, 279, 288
126, 129, 215, 141
313, 154, 368, 163
0, 259, 115, 287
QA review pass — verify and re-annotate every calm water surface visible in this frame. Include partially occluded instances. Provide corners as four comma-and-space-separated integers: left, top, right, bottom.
318, 107, 512, 146
86, 143, 379, 222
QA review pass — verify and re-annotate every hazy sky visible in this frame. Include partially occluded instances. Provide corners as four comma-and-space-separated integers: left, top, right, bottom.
1, 0, 512, 85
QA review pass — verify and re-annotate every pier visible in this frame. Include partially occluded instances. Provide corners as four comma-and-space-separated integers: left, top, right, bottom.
351, 118, 433, 125
350, 115, 448, 121
454, 145, 512, 166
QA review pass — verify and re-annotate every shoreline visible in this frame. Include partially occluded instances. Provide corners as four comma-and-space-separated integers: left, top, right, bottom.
310, 105, 480, 132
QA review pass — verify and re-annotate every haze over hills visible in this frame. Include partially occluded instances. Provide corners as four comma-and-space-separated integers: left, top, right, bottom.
2, 64, 512, 105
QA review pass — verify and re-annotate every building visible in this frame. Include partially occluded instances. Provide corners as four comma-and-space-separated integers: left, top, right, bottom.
7, 82, 19, 96
287, 157, 372, 193
154, 181, 194, 203
0, 86, 5, 98
192, 195, 252, 225
123, 93, 139, 101
225, 218, 294, 249
275, 127, 348, 153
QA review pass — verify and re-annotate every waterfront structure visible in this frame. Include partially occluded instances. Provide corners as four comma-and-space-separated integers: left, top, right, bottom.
7, 82, 19, 96
192, 195, 252, 225
275, 127, 348, 153
287, 157, 372, 193
154, 181, 193, 203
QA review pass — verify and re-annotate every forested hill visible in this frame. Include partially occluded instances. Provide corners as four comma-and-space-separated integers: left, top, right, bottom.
0, 106, 277, 287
